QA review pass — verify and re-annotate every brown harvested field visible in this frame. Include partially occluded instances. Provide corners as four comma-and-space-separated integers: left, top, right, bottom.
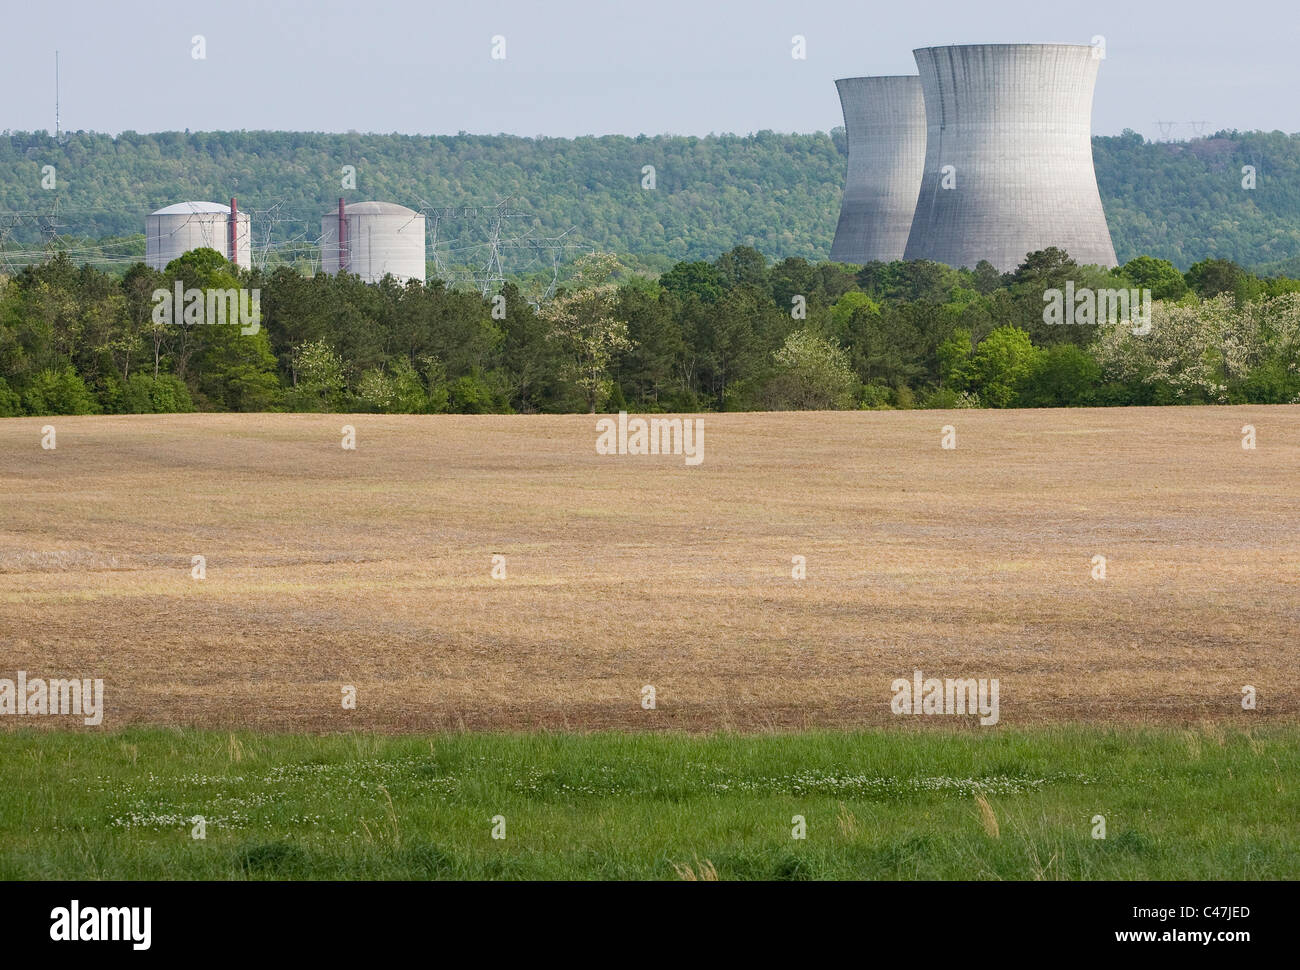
1, 407, 1297, 732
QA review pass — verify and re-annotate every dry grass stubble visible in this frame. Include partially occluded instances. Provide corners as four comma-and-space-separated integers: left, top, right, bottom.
1, 407, 1296, 731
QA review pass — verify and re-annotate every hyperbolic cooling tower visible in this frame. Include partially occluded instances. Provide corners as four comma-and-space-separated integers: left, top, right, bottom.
829, 76, 926, 265
321, 200, 426, 284
146, 200, 250, 270
903, 44, 1117, 272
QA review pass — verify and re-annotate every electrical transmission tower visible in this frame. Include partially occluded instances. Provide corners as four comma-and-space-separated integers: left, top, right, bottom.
414, 196, 577, 298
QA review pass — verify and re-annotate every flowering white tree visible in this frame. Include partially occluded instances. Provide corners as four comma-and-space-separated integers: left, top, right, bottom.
542, 252, 633, 413
1091, 295, 1276, 402
762, 329, 858, 410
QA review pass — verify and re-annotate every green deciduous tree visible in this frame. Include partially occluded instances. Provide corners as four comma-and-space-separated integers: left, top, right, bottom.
960, 326, 1040, 408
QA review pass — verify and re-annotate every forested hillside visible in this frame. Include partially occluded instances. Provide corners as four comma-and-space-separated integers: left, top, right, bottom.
1, 127, 1299, 271
1095, 129, 1300, 267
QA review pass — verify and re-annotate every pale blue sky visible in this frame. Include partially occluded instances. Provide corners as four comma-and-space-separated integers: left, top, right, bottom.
3, 0, 1295, 141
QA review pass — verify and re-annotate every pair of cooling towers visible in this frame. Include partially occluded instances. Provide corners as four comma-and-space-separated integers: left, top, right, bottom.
829, 43, 1118, 273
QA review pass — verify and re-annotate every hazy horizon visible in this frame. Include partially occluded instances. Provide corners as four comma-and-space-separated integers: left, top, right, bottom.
3, 0, 1296, 143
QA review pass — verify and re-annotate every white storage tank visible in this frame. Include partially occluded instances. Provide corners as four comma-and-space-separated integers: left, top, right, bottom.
146, 200, 250, 270
320, 200, 426, 284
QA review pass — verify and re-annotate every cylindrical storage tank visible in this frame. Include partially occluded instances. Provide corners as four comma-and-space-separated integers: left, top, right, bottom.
829, 76, 926, 265
904, 44, 1117, 272
320, 201, 426, 284
146, 201, 251, 270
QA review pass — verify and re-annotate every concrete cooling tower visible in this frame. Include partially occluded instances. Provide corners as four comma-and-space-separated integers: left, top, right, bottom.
904, 44, 1117, 272
146, 200, 250, 270
829, 76, 926, 265
321, 200, 426, 284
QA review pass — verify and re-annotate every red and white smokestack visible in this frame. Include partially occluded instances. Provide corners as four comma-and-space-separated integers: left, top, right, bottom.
338, 198, 348, 274
228, 197, 238, 266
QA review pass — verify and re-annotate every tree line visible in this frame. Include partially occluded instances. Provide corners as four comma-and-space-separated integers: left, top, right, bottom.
2, 245, 1299, 417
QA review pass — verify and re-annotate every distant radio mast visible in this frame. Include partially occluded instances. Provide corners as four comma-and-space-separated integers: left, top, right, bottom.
55, 50, 60, 139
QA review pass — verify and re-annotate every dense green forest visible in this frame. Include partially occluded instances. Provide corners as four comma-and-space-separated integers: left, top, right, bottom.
2, 128, 1300, 273
3, 244, 1298, 417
